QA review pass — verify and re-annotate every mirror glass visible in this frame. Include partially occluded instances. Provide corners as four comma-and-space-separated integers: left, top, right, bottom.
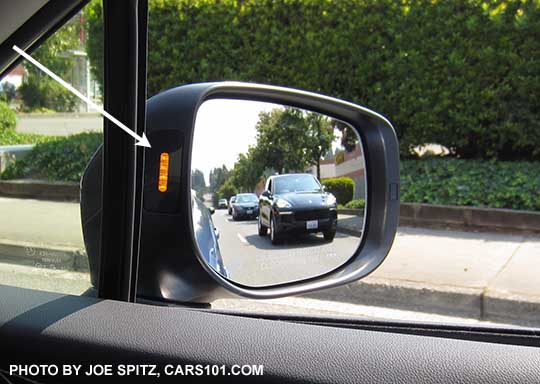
191, 99, 367, 287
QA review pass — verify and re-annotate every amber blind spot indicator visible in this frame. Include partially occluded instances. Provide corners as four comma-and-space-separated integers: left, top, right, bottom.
158, 153, 170, 192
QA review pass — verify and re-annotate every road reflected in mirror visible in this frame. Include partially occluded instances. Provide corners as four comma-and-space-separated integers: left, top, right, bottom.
191, 99, 367, 287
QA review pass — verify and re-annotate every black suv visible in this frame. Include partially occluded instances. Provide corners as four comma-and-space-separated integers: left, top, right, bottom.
258, 173, 338, 244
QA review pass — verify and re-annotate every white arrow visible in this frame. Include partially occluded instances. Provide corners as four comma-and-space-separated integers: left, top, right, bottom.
12, 45, 151, 148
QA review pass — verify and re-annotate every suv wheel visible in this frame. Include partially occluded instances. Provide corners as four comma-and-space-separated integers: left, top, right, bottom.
323, 229, 336, 242
258, 215, 268, 236
270, 215, 281, 245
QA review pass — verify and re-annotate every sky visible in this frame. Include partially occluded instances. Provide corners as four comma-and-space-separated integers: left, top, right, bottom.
191, 99, 280, 185
191, 99, 347, 185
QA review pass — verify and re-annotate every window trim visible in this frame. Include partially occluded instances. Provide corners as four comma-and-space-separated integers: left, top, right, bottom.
0, 0, 88, 79
97, 0, 148, 302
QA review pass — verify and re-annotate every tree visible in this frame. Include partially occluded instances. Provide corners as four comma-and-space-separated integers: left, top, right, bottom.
228, 147, 266, 193
255, 108, 334, 179
209, 165, 230, 206
191, 169, 206, 199
255, 108, 309, 174
217, 179, 238, 202
209, 165, 229, 193
19, 13, 81, 111
0, 82, 17, 104
331, 119, 357, 153
304, 112, 334, 180
84, 0, 103, 98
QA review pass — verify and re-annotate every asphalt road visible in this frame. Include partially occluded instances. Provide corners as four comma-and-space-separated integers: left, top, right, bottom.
211, 209, 360, 287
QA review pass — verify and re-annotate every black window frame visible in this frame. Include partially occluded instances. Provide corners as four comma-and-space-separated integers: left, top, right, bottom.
97, 0, 148, 302
0, 0, 149, 303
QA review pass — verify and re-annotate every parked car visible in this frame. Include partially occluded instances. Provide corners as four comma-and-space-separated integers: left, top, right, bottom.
228, 195, 236, 215
258, 173, 337, 244
231, 193, 259, 220
218, 198, 228, 209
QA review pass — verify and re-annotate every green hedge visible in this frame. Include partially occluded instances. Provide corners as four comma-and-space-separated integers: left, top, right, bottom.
344, 199, 366, 210
85, 0, 540, 161
216, 180, 238, 206
0, 102, 16, 133
401, 158, 540, 211
0, 130, 59, 146
322, 177, 354, 205
1, 132, 102, 182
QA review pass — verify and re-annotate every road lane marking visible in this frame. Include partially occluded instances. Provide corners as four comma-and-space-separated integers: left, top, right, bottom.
237, 233, 249, 245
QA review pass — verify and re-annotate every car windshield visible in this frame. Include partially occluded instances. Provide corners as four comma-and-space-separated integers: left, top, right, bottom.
274, 175, 321, 194
236, 194, 258, 203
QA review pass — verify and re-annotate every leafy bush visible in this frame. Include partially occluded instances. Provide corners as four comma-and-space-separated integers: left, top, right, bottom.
0, 102, 16, 132
322, 177, 354, 205
401, 158, 540, 211
1, 132, 102, 182
19, 9, 82, 112
345, 199, 365, 210
0, 130, 58, 146
217, 179, 238, 204
335, 151, 345, 165
19, 77, 78, 112
0, 82, 17, 103
84, 0, 540, 161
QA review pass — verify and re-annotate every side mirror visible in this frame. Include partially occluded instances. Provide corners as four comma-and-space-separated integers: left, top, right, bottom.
208, 207, 215, 215
261, 190, 271, 198
138, 81, 399, 302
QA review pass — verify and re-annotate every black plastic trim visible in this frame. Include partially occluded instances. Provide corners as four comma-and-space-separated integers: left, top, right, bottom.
139, 82, 399, 302
0, 285, 539, 384
98, 0, 148, 301
0, 0, 88, 79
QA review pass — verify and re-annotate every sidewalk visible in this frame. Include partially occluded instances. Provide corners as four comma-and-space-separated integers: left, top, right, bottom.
311, 226, 540, 326
0, 197, 87, 271
1, 197, 539, 326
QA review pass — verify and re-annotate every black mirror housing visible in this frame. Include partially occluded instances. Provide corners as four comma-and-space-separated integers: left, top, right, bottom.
136, 82, 399, 303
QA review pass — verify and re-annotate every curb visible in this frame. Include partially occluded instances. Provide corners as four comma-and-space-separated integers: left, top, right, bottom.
0, 179, 79, 201
305, 277, 540, 327
483, 289, 540, 328
400, 203, 540, 234
339, 204, 540, 234
0, 239, 88, 272
338, 208, 364, 216
336, 210, 363, 237
305, 278, 483, 319
1, 238, 538, 327
335, 226, 362, 237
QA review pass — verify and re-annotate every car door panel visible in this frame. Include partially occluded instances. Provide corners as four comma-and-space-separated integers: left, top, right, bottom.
0, 285, 539, 383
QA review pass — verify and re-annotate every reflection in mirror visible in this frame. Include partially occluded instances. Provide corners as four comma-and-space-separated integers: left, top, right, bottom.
191, 99, 366, 287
